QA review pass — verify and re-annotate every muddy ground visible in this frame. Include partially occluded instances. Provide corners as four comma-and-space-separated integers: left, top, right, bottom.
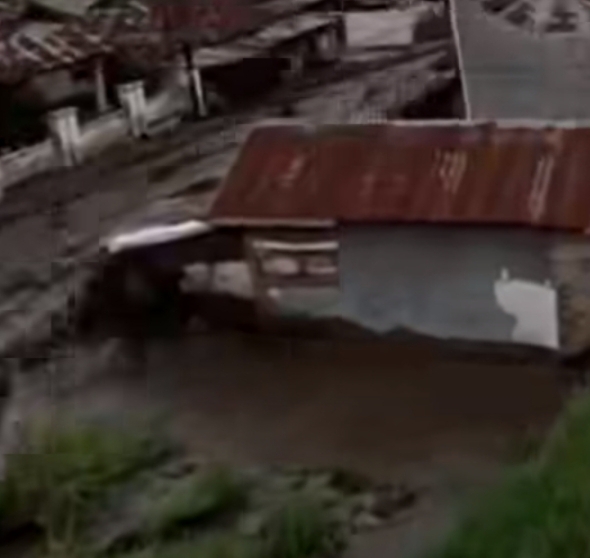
57, 334, 563, 477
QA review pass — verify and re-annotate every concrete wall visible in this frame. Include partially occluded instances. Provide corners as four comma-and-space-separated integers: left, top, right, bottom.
337, 225, 571, 349
0, 140, 55, 195
0, 85, 185, 193
79, 110, 128, 159
551, 242, 590, 354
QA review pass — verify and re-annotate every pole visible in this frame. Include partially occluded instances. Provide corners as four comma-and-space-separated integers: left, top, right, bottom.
181, 41, 201, 120
94, 56, 110, 114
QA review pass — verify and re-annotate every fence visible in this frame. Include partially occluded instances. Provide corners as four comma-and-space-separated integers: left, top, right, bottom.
0, 141, 56, 196
0, 83, 187, 195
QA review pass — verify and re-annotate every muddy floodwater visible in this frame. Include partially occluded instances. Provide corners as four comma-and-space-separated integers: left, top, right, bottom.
14, 331, 564, 484
0, 328, 565, 558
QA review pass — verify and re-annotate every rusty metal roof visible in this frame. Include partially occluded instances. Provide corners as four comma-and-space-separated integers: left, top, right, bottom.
0, 20, 111, 83
83, 0, 271, 67
209, 122, 590, 232
148, 0, 268, 44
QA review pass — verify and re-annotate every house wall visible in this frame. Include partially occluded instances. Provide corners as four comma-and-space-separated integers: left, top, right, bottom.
550, 242, 590, 355
337, 225, 580, 350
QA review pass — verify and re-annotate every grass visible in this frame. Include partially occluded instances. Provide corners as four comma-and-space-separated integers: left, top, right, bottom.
260, 496, 344, 558
324, 468, 371, 495
503, 428, 545, 464
427, 394, 590, 558
123, 495, 341, 558
120, 533, 259, 558
0, 421, 348, 558
142, 468, 248, 539
0, 420, 173, 545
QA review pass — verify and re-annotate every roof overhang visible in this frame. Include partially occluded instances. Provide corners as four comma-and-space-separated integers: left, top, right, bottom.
209, 218, 336, 228
102, 220, 212, 254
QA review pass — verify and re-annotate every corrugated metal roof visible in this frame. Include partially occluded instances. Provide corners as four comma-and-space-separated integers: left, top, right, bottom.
0, 20, 111, 83
209, 122, 590, 232
148, 0, 267, 44
238, 12, 339, 49
190, 13, 340, 67
85, 0, 338, 69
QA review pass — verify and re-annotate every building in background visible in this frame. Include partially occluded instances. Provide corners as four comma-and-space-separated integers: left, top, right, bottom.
0, 18, 114, 147
0, 0, 464, 153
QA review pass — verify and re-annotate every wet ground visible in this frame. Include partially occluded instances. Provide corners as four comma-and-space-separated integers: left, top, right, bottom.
454, 0, 590, 118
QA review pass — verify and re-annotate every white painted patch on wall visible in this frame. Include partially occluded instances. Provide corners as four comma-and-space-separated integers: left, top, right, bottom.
493, 268, 559, 349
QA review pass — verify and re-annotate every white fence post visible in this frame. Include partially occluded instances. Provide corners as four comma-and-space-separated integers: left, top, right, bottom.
190, 67, 208, 118
117, 81, 148, 139
47, 107, 82, 168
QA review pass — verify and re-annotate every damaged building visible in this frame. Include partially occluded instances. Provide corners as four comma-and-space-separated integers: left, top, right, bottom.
206, 122, 590, 355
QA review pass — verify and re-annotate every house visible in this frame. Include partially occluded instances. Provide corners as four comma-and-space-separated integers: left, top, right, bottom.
148, 0, 345, 111
0, 18, 115, 146
208, 121, 590, 355
86, 0, 346, 117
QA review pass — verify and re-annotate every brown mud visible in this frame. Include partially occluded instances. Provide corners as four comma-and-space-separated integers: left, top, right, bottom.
19, 303, 564, 484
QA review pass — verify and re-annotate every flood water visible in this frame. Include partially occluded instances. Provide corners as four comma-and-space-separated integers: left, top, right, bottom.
30, 331, 565, 483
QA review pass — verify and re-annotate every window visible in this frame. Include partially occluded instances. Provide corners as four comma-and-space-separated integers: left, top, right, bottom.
245, 232, 339, 312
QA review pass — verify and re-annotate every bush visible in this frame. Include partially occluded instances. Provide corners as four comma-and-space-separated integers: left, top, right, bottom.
260, 496, 344, 558
120, 534, 258, 558
0, 420, 172, 541
142, 468, 248, 539
427, 395, 590, 558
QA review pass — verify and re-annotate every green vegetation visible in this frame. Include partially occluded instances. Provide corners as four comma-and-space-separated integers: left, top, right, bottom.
260, 496, 344, 558
121, 534, 258, 558
0, 420, 171, 541
0, 421, 356, 558
427, 394, 590, 558
142, 468, 248, 539
122, 495, 342, 558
